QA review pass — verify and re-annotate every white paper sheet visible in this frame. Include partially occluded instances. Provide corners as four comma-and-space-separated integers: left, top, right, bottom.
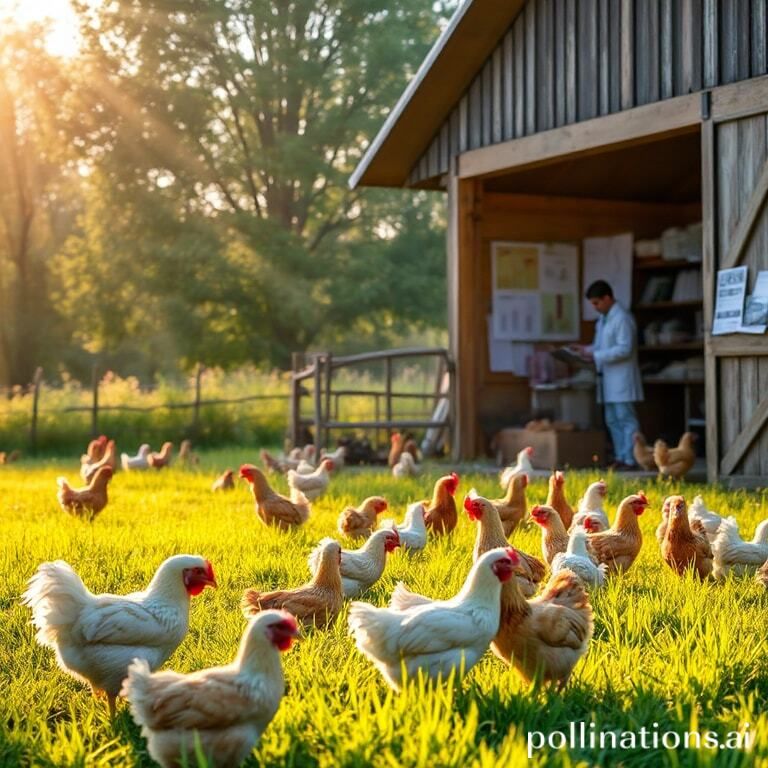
713, 266, 748, 335
487, 316, 533, 374
582, 234, 633, 319
493, 292, 539, 340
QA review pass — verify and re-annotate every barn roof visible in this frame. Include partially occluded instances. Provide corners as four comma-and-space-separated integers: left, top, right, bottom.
349, 0, 525, 190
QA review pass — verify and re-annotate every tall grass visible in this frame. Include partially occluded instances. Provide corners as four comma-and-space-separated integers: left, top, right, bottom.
1, 455, 767, 766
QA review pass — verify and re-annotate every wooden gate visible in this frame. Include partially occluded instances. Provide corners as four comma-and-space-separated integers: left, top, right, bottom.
703, 78, 768, 485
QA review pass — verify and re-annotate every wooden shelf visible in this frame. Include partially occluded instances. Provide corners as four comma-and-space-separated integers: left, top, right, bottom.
634, 258, 702, 271
643, 376, 704, 385
639, 342, 704, 351
634, 300, 703, 310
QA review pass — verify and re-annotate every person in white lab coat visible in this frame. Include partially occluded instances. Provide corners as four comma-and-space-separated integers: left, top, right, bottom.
574, 280, 643, 469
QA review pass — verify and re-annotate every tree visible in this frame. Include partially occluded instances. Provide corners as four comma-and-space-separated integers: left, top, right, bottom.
65, 0, 450, 369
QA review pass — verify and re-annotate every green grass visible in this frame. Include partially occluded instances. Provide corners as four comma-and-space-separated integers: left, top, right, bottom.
1, 452, 767, 767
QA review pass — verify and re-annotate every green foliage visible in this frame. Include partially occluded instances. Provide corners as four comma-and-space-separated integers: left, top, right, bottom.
1, 463, 767, 766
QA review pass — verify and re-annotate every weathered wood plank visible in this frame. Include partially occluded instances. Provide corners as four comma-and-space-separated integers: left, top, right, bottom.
578, 0, 599, 119
759, 357, 768, 475
514, 14, 525, 138
481, 58, 493, 147
703, 0, 719, 87
720, 388, 768, 476
720, 359, 741, 474
554, 0, 567, 126
717, 121, 740, 261
458, 93, 469, 154
598, 0, 610, 114
609, 0, 621, 111
450, 105, 460, 158
682, 0, 703, 93
711, 74, 768, 121
439, 122, 449, 175
621, 0, 634, 109
648, 0, 661, 103
709, 334, 768, 356
502, 28, 514, 140
566, 0, 577, 122
537, 0, 555, 131
719, 0, 738, 84
525, 0, 536, 135
660, 0, 673, 99
469, 75, 482, 150
492, 47, 503, 144
753, 0, 768, 78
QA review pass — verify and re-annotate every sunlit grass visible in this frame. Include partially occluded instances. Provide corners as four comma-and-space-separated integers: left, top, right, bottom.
1, 455, 767, 766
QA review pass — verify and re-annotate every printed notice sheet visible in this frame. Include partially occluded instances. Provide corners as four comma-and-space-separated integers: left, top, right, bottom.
712, 266, 748, 335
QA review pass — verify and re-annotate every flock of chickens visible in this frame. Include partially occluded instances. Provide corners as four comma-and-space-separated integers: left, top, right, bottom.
633, 431, 698, 478
19, 437, 768, 768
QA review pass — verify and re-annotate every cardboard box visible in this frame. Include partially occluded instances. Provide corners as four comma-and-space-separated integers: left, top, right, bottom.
493, 427, 607, 469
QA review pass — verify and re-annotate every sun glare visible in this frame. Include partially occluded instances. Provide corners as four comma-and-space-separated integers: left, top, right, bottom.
0, 0, 82, 58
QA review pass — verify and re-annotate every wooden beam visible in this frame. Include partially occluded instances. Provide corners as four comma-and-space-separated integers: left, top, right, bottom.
458, 92, 700, 179
720, 156, 768, 270
707, 335, 768, 357
720, 393, 768, 475
711, 73, 768, 122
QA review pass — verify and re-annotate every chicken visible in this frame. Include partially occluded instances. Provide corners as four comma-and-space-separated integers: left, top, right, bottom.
712, 517, 768, 579
688, 495, 723, 539
348, 547, 517, 691
148, 442, 174, 469
121, 610, 297, 768
655, 497, 672, 544
653, 432, 697, 479
489, 472, 528, 537
492, 563, 593, 686
0, 448, 21, 464
287, 458, 333, 502
530, 504, 570, 565
551, 529, 607, 588
660, 495, 713, 579
310, 528, 400, 598
582, 515, 607, 534
465, 492, 545, 599
402, 438, 421, 462
632, 433, 657, 471
299, 444, 316, 463
81, 439, 117, 483
423, 472, 460, 535
22, 554, 217, 715
586, 492, 649, 574
546, 470, 574, 530
570, 480, 610, 531
499, 446, 535, 489
57, 466, 113, 520
295, 459, 317, 474
337, 496, 388, 539
122, 444, 151, 471
81, 435, 108, 465
211, 469, 235, 492
178, 439, 199, 466
260, 449, 300, 475
242, 539, 343, 628
392, 452, 421, 478
321, 444, 347, 469
239, 465, 310, 530
381, 502, 428, 552
756, 558, 768, 588
388, 432, 405, 468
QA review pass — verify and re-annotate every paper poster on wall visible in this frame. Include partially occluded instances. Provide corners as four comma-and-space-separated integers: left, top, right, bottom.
712, 266, 748, 335
492, 292, 539, 340
538, 243, 579, 340
582, 234, 633, 320
487, 316, 533, 374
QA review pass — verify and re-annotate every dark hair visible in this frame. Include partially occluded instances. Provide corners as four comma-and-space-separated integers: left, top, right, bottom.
585, 280, 614, 300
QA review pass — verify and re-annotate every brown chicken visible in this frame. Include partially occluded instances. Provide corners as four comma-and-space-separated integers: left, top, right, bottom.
756, 558, 768, 588
57, 466, 113, 519
0, 449, 21, 464
242, 539, 343, 628
632, 433, 657, 471
211, 469, 235, 492
81, 440, 117, 483
653, 432, 697, 479
80, 435, 108, 465
582, 515, 607, 534
178, 439, 199, 466
466, 493, 545, 598
586, 492, 649, 574
655, 497, 672, 544
493, 560, 593, 687
260, 449, 300, 475
546, 470, 574, 530
148, 442, 174, 469
531, 504, 570, 565
423, 472, 460, 535
490, 472, 528, 537
239, 464, 309, 530
660, 495, 713, 579
387, 432, 404, 468
337, 496, 388, 539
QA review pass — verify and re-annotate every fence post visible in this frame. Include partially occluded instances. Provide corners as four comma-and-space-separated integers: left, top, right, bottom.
313, 354, 323, 457
29, 367, 43, 455
91, 363, 99, 437
290, 352, 303, 448
323, 352, 333, 448
192, 363, 204, 434
385, 355, 393, 427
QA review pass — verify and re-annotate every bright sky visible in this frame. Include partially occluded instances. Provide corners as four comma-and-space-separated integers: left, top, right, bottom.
0, 0, 81, 57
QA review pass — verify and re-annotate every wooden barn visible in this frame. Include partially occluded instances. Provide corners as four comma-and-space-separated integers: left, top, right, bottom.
351, 0, 768, 485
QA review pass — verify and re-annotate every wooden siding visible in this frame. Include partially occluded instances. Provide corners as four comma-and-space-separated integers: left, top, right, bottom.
409, 0, 768, 186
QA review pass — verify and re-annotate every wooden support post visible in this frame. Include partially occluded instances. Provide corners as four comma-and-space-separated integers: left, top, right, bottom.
29, 367, 43, 455
192, 363, 204, 434
290, 352, 303, 449
91, 364, 99, 437
324, 352, 333, 451
385, 356, 393, 426
313, 355, 323, 457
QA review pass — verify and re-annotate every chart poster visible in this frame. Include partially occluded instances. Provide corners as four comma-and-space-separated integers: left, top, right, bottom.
538, 243, 579, 340
582, 233, 633, 320
712, 266, 748, 335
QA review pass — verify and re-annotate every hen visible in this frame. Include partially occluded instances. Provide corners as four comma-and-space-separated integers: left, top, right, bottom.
239, 464, 310, 530
632, 433, 657, 471
0, 449, 21, 464
211, 469, 235, 492
660, 495, 713, 579
81, 435, 108, 465
653, 432, 697, 479
570, 480, 609, 531
423, 472, 460, 535
381, 502, 428, 552
499, 446, 534, 489
712, 517, 768, 579
148, 442, 174, 469
586, 492, 649, 574
122, 610, 297, 768
582, 515, 607, 534
58, 466, 113, 520
466, 493, 545, 598
287, 458, 333, 502
22, 554, 216, 715
321, 444, 347, 469
348, 547, 517, 691
81, 439, 117, 483
531, 504, 569, 565
688, 495, 723, 539
756, 558, 768, 589
310, 528, 400, 598
388, 432, 405, 468
178, 440, 199, 466
260, 449, 300, 475
242, 539, 343, 628
489, 472, 528, 536
546, 470, 574, 530
338, 496, 388, 539
122, 444, 151, 471
392, 451, 421, 478
551, 529, 607, 588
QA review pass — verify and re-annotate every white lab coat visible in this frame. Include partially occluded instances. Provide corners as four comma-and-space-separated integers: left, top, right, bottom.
588, 302, 644, 404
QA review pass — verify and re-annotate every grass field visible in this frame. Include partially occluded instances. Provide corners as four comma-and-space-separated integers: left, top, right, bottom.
1, 451, 767, 767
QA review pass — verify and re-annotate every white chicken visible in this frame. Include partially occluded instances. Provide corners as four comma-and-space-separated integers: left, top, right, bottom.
348, 547, 517, 691
121, 444, 151, 471
310, 528, 400, 598
320, 445, 347, 469
499, 446, 534, 489
570, 480, 610, 531
122, 610, 298, 768
295, 459, 317, 474
287, 458, 333, 501
380, 502, 427, 552
21, 555, 217, 715
392, 451, 420, 478
712, 517, 768, 579
551, 529, 607, 588
688, 495, 724, 539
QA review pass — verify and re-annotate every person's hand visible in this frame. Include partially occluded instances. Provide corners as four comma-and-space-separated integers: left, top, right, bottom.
570, 344, 593, 361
